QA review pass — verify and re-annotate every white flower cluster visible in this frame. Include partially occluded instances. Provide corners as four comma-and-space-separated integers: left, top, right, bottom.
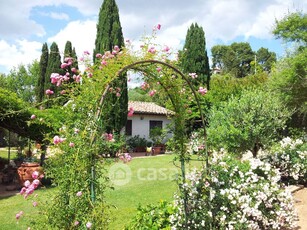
261, 137, 307, 183
187, 130, 206, 155
170, 153, 297, 230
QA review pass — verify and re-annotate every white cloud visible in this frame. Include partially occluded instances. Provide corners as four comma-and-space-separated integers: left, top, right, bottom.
0, 0, 306, 74
0, 40, 42, 73
47, 19, 96, 71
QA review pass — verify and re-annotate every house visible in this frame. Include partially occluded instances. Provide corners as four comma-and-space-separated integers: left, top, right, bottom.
125, 101, 174, 141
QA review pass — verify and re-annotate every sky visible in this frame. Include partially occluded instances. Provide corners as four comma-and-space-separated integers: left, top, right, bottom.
0, 0, 306, 74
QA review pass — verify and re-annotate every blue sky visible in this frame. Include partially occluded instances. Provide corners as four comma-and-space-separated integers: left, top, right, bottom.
0, 0, 306, 74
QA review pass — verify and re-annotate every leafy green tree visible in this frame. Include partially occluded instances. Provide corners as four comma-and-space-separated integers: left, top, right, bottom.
273, 11, 307, 48
4, 62, 39, 103
229, 42, 255, 78
270, 11, 307, 130
0, 73, 8, 88
211, 45, 230, 71
128, 87, 153, 102
93, 0, 127, 134
211, 42, 255, 78
269, 48, 307, 128
36, 43, 49, 102
45, 42, 62, 95
179, 23, 210, 89
207, 89, 291, 157
256, 47, 276, 72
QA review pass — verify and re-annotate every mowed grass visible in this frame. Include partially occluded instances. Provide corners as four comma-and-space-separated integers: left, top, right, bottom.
0, 147, 18, 160
0, 154, 201, 229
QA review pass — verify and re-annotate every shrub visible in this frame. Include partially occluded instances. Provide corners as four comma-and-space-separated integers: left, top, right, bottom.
207, 89, 292, 157
170, 153, 297, 230
125, 200, 175, 230
260, 136, 307, 185
126, 135, 151, 149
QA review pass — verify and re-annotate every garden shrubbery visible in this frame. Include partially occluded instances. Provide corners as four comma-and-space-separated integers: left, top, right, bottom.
170, 152, 297, 229
260, 136, 307, 185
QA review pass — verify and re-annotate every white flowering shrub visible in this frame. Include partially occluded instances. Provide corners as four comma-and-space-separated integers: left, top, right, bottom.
187, 130, 205, 155
260, 137, 307, 184
170, 153, 297, 230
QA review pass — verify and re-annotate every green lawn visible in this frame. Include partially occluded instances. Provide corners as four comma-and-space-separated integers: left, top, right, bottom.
0, 154, 200, 229
0, 147, 18, 160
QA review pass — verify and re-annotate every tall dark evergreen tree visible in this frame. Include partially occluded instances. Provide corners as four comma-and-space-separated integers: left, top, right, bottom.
63, 41, 79, 77
180, 23, 210, 89
36, 43, 49, 102
71, 47, 79, 70
45, 42, 62, 95
64, 41, 72, 60
93, 0, 127, 134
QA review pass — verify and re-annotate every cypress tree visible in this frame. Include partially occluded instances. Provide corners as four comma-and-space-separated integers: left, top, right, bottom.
45, 42, 62, 95
94, 0, 127, 134
36, 43, 49, 102
180, 23, 210, 89
64, 40, 72, 60
63, 41, 79, 78
71, 47, 79, 70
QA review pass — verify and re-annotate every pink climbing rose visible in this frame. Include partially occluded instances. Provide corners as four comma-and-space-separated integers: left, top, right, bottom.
198, 87, 207, 95
45, 89, 54, 95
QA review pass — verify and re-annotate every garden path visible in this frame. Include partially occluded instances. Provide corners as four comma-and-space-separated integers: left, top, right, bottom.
293, 187, 307, 229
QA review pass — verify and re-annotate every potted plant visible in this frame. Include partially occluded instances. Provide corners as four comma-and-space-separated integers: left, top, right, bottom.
127, 135, 151, 152
149, 127, 166, 155
17, 146, 43, 187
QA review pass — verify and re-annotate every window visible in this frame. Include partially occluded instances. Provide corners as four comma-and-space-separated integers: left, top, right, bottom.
149, 120, 163, 130
125, 120, 132, 136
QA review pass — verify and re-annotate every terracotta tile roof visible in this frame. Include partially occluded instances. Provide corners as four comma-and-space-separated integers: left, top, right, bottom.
128, 101, 174, 115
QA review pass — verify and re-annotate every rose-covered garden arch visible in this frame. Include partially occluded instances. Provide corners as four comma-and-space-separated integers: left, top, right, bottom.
11, 28, 298, 230
20, 31, 210, 228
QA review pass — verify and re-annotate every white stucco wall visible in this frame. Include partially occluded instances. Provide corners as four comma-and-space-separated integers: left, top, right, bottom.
127, 114, 172, 141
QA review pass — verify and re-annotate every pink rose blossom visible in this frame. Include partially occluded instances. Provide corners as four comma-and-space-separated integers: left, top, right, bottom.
156, 67, 162, 72
74, 221, 79, 226
32, 171, 39, 179
45, 89, 54, 95
69, 142, 75, 147
53, 135, 65, 145
20, 187, 26, 195
148, 46, 156, 54
30, 114, 36, 120
163, 45, 170, 52
15, 211, 23, 220
189, 73, 198, 79
157, 24, 161, 30
71, 67, 77, 73
76, 191, 82, 197
128, 107, 134, 117
198, 87, 207, 95
149, 90, 156, 97
61, 63, 69, 69
141, 82, 149, 90
86, 222, 92, 229
32, 201, 38, 207
96, 53, 102, 58
24, 180, 31, 187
